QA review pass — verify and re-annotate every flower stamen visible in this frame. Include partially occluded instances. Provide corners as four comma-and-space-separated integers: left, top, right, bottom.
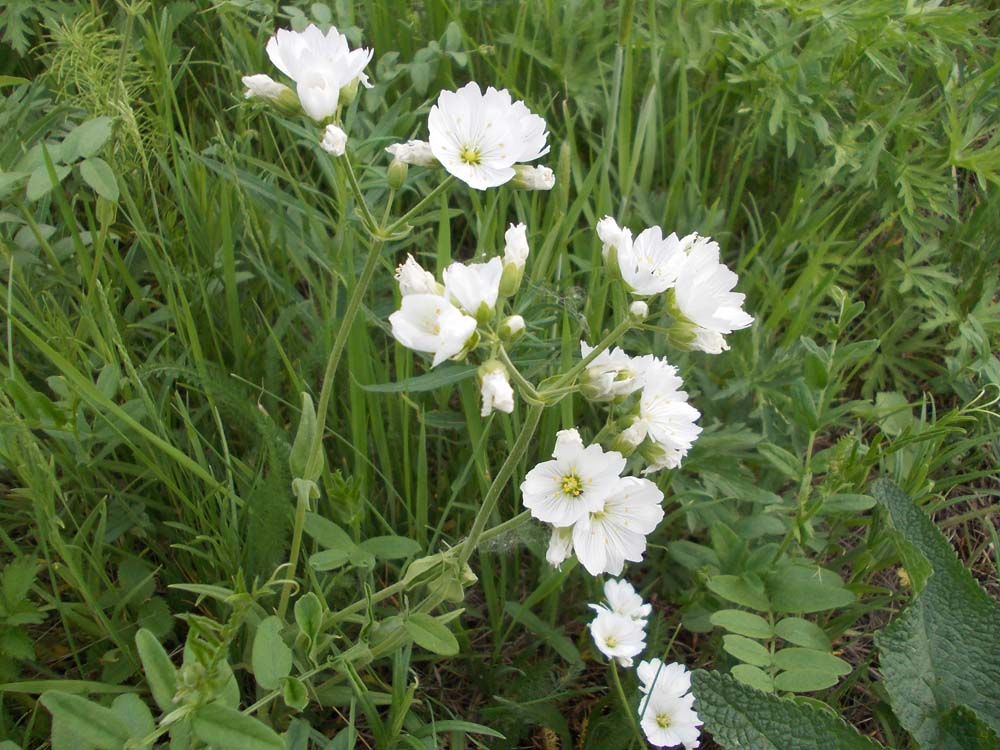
560, 473, 584, 497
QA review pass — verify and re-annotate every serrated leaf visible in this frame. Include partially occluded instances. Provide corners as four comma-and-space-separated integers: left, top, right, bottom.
79, 157, 119, 202
361, 364, 475, 393
252, 616, 292, 690
708, 575, 770, 610
1, 557, 37, 608
773, 669, 841, 693
191, 704, 284, 750
872, 479, 1000, 745
722, 635, 771, 667
40, 692, 132, 750
404, 613, 459, 656
772, 648, 850, 676
691, 670, 885, 749
731, 664, 774, 693
711, 609, 773, 639
774, 618, 830, 650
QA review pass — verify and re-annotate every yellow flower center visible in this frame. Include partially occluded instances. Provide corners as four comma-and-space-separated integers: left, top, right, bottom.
560, 474, 584, 497
656, 713, 672, 729
460, 146, 481, 165
605, 636, 618, 648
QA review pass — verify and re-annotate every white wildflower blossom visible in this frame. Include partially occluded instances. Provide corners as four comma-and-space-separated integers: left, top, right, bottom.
590, 609, 646, 668
572, 476, 665, 576
428, 82, 549, 190
388, 294, 477, 367
511, 164, 555, 190
672, 235, 753, 353
265, 24, 373, 122
637, 660, 702, 749
242, 74, 291, 101
442, 257, 503, 318
546, 526, 574, 568
617, 226, 686, 296
520, 428, 626, 527
588, 579, 652, 622
579, 342, 647, 402
479, 363, 515, 417
503, 223, 530, 270
394, 254, 440, 296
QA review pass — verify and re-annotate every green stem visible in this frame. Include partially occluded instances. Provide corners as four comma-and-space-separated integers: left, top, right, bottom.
610, 661, 645, 747
478, 509, 532, 545
549, 317, 633, 391
458, 402, 544, 567
385, 176, 455, 235
277, 481, 311, 619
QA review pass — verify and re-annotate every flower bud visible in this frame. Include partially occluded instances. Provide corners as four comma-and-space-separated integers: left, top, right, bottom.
387, 158, 408, 189
320, 124, 347, 156
339, 76, 361, 106
385, 140, 438, 167
242, 74, 302, 117
499, 222, 529, 296
498, 314, 526, 343
478, 360, 514, 417
629, 300, 648, 320
510, 164, 555, 191
394, 254, 440, 296
609, 420, 645, 456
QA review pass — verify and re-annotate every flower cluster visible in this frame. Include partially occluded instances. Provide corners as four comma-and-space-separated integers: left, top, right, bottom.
589, 581, 702, 748
598, 218, 753, 354
523, 429, 664, 576
388, 224, 532, 417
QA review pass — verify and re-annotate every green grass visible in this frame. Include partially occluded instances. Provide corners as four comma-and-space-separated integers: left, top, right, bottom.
1, 1, 998, 748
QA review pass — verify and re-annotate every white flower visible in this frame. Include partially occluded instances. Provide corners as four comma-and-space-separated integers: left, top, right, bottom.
389, 294, 477, 367
637, 660, 702, 749
579, 342, 647, 402
624, 376, 702, 473
590, 609, 646, 667
242, 74, 291, 101
265, 24, 373, 122
511, 164, 555, 190
572, 476, 664, 576
480, 365, 514, 417
503, 223, 529, 270
638, 659, 692, 695
629, 300, 649, 319
618, 226, 687, 296
442, 257, 503, 318
520, 428, 626, 527
320, 124, 347, 156
499, 314, 525, 341
546, 526, 574, 567
596, 216, 632, 262
600, 579, 652, 621
428, 82, 549, 190
385, 140, 438, 167
672, 235, 753, 353
395, 254, 439, 296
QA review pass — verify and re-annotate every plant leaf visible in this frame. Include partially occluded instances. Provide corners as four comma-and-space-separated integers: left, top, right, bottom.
191, 703, 284, 750
135, 628, 177, 712
691, 670, 884, 749
40, 692, 132, 750
872, 479, 1000, 745
361, 364, 475, 393
79, 157, 119, 202
252, 616, 292, 690
404, 613, 459, 656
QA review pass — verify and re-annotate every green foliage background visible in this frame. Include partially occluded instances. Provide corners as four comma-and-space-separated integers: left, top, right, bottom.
0, 1, 998, 748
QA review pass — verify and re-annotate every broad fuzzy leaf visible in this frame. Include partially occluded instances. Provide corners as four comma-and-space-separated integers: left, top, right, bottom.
872, 479, 1000, 746
691, 670, 884, 750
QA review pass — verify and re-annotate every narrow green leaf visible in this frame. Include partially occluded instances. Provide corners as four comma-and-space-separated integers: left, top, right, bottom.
412, 720, 505, 739
361, 364, 475, 393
